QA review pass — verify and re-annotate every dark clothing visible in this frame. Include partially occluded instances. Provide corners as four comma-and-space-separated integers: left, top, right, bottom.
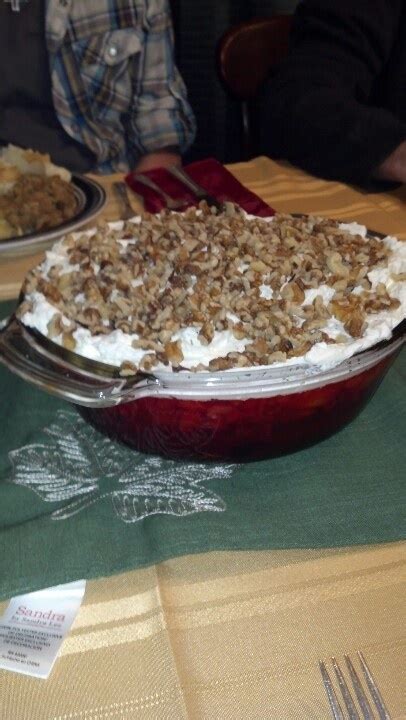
260, 0, 406, 186
0, 2, 95, 172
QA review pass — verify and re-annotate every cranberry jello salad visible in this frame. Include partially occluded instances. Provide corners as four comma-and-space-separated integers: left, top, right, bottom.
18, 203, 406, 375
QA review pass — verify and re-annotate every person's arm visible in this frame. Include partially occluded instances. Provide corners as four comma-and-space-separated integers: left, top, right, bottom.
260, 0, 406, 185
134, 148, 181, 172
374, 140, 406, 183
128, 0, 196, 171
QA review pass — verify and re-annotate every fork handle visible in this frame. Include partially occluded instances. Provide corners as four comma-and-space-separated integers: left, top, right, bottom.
133, 173, 174, 203
167, 165, 209, 198
167, 165, 224, 210
112, 182, 135, 220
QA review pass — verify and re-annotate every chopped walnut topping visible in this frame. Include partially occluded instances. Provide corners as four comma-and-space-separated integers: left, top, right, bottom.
47, 313, 65, 338
61, 331, 76, 351
164, 340, 184, 367
19, 204, 404, 371
119, 360, 138, 377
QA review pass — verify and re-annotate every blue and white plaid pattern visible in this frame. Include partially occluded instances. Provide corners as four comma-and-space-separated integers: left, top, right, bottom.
46, 0, 196, 172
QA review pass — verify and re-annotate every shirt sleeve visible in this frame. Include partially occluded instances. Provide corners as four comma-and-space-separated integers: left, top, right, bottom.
260, 0, 406, 185
128, 0, 196, 157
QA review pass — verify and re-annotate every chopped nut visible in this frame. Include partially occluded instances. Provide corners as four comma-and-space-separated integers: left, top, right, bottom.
267, 351, 287, 363
62, 331, 76, 350
198, 321, 215, 345
229, 322, 245, 340
16, 299, 33, 318
326, 251, 350, 278
38, 278, 62, 304
47, 314, 64, 338
119, 361, 138, 376
208, 357, 234, 370
344, 310, 366, 338
164, 340, 184, 366
140, 354, 158, 371
250, 259, 269, 273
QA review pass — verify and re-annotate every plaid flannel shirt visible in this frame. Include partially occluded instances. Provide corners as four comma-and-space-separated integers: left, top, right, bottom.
46, 0, 196, 172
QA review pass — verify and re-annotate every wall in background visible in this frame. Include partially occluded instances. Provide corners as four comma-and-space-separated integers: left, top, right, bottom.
172, 1, 247, 164
248, 0, 300, 16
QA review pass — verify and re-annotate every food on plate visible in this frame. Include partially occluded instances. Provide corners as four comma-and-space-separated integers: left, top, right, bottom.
18, 203, 406, 375
0, 174, 78, 238
0, 144, 71, 190
0, 145, 77, 240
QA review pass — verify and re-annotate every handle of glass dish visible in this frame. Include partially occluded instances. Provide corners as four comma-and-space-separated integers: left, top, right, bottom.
0, 317, 159, 407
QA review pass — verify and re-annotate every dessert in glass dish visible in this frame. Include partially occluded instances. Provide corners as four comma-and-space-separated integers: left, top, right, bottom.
1, 203, 405, 460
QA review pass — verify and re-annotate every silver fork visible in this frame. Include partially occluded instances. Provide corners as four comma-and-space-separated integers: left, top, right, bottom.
166, 164, 225, 211
319, 652, 392, 720
132, 173, 188, 210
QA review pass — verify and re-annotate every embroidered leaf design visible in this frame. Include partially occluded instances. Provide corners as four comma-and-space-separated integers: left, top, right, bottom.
9, 409, 234, 523
113, 455, 231, 522
10, 415, 102, 502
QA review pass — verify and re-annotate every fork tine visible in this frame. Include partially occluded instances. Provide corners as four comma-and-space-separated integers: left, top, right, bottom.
319, 661, 345, 720
357, 651, 392, 720
344, 655, 374, 720
332, 656, 361, 720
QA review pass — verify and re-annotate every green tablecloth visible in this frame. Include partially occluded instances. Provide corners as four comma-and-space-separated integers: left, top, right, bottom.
0, 301, 405, 601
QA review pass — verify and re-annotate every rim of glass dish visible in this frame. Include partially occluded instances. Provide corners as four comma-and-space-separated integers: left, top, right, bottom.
21, 319, 405, 401
13, 216, 405, 400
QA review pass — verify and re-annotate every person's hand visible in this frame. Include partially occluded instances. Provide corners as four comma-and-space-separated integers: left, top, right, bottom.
375, 140, 406, 183
134, 150, 181, 173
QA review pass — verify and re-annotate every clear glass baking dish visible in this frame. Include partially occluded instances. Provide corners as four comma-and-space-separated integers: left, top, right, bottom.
0, 315, 404, 461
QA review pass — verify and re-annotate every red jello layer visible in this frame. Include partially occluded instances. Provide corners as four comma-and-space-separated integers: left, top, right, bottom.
80, 354, 396, 461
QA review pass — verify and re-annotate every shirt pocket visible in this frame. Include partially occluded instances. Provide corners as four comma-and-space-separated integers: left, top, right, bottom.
72, 29, 142, 115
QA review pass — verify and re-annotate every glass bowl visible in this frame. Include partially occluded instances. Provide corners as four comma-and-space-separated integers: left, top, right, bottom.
80, 332, 404, 461
1, 316, 404, 461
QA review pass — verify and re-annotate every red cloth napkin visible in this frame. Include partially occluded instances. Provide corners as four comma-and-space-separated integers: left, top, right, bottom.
125, 157, 275, 217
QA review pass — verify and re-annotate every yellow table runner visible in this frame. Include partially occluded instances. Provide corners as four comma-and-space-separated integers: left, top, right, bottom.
0, 544, 404, 719
0, 158, 404, 719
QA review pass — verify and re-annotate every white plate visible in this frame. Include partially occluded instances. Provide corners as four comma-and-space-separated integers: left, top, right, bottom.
0, 175, 106, 259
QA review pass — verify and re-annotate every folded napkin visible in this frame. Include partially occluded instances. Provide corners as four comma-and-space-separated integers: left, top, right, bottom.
125, 157, 275, 217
